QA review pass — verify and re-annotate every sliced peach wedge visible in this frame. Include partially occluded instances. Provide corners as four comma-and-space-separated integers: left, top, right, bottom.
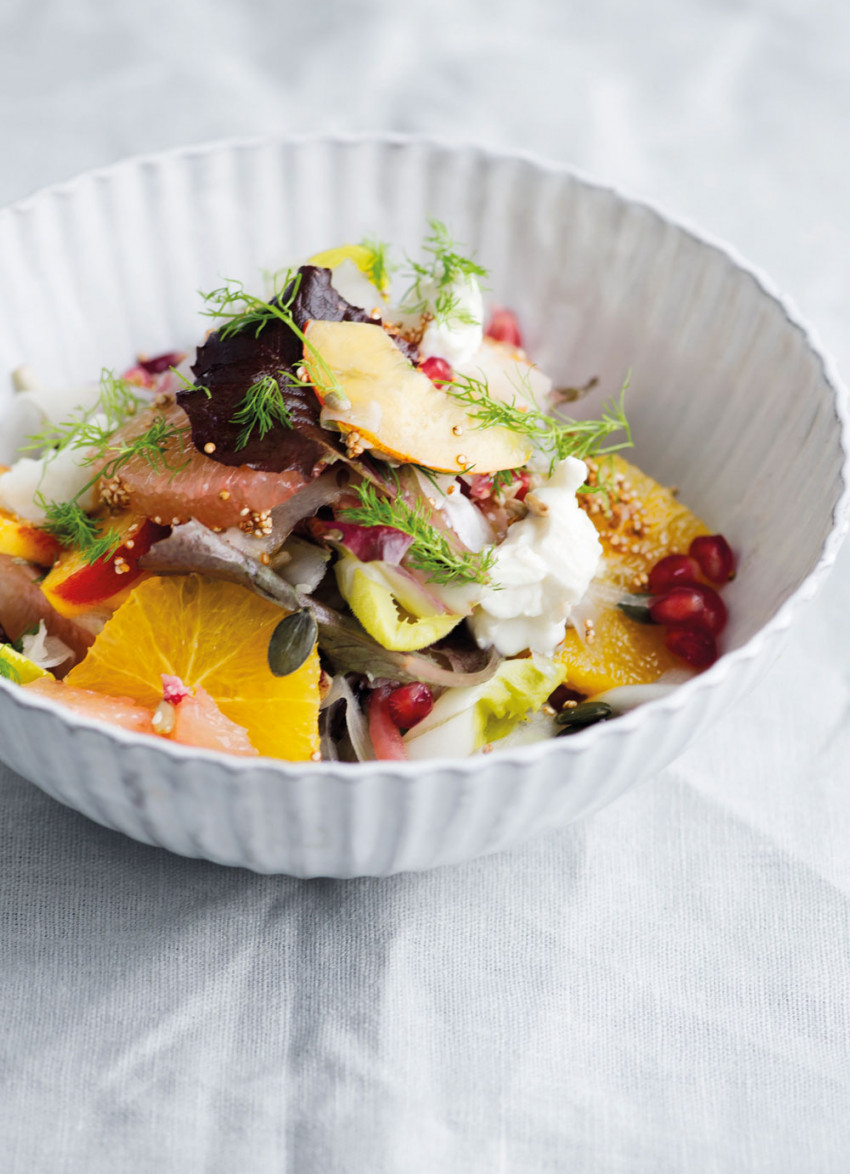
302, 320, 531, 474
40, 514, 167, 618
0, 507, 61, 566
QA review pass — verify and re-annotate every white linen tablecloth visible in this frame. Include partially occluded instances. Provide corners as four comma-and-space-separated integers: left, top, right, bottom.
2, 1, 850, 1170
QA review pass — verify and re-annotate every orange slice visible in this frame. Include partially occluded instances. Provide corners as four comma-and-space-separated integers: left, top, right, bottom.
557, 455, 710, 693
583, 454, 710, 591
67, 574, 320, 760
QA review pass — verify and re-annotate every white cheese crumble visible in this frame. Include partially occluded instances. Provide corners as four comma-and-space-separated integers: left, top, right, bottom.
418, 274, 484, 367
469, 455, 601, 657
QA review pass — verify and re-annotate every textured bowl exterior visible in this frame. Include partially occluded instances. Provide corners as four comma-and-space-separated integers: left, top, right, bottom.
0, 136, 847, 876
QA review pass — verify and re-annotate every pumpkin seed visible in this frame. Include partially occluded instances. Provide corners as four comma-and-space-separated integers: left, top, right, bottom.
267, 608, 318, 677
616, 593, 655, 624
555, 700, 614, 735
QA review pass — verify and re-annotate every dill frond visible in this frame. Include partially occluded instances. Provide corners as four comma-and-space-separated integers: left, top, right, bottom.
38, 499, 123, 565
230, 373, 296, 449
199, 271, 343, 401
23, 369, 144, 458
94, 414, 190, 482
340, 480, 494, 586
444, 371, 633, 473
359, 237, 394, 290
400, 218, 487, 327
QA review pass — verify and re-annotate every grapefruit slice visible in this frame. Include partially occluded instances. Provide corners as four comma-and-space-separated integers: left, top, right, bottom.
99, 401, 309, 530
170, 686, 258, 756
67, 574, 320, 760
24, 676, 156, 734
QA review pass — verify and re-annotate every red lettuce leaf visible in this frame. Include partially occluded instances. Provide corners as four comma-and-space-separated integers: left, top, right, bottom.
178, 266, 418, 474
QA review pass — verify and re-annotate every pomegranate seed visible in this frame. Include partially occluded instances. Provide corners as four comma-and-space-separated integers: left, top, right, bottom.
689, 534, 736, 582
649, 584, 727, 635
161, 674, 191, 705
368, 686, 407, 761
466, 474, 495, 501
387, 682, 434, 730
648, 553, 702, 594
420, 356, 454, 385
485, 308, 523, 348
665, 624, 718, 669
513, 471, 531, 501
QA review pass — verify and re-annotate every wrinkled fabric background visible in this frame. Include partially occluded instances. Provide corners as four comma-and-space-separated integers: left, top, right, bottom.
2, 1, 850, 1171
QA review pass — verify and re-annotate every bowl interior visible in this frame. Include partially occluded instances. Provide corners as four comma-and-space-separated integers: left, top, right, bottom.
0, 139, 845, 657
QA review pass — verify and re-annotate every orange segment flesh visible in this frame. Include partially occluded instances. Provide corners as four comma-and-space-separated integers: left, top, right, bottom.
67, 574, 320, 761
557, 455, 710, 694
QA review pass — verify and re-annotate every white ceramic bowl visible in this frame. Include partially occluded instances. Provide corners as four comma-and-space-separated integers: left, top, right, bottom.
0, 136, 847, 876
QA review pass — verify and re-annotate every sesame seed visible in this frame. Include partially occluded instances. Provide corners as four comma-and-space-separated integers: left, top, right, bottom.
310, 750, 322, 762
218, 489, 231, 501
481, 743, 494, 755
451, 425, 463, 437
260, 553, 270, 566
203, 441, 216, 454
153, 516, 163, 525
124, 539, 135, 550
240, 507, 250, 517
543, 704, 557, 717
455, 454, 468, 466
565, 699, 579, 709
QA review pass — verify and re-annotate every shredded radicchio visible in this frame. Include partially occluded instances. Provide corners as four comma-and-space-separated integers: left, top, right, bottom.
321, 522, 414, 565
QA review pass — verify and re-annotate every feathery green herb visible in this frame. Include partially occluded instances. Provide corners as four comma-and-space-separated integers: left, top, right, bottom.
199, 269, 343, 400
33, 413, 189, 565
171, 366, 211, 399
340, 480, 494, 586
37, 499, 123, 564
444, 371, 633, 472
401, 218, 487, 328
230, 374, 296, 449
23, 369, 144, 458
359, 236, 393, 291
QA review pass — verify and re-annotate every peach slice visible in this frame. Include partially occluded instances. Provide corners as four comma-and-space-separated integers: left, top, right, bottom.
302, 320, 531, 474
0, 508, 61, 566
40, 515, 166, 618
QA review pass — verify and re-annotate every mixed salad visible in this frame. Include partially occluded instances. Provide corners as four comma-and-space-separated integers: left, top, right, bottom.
0, 223, 736, 762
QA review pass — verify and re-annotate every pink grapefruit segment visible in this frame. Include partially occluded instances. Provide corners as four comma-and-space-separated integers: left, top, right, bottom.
100, 401, 308, 530
24, 676, 156, 734
170, 686, 258, 756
